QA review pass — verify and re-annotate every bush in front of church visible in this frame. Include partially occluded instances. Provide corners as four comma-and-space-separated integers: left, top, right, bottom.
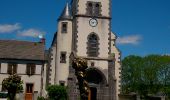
46, 85, 68, 100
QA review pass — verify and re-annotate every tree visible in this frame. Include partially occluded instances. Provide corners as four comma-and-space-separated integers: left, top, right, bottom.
46, 85, 68, 100
158, 55, 170, 97
142, 55, 162, 95
121, 55, 170, 98
121, 55, 143, 94
2, 74, 23, 100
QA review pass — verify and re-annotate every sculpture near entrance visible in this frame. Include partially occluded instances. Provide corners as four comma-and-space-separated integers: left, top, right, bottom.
72, 58, 90, 100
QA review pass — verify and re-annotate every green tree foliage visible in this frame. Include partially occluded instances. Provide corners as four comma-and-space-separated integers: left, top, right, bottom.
46, 85, 68, 100
121, 55, 145, 95
37, 96, 46, 100
121, 55, 170, 98
158, 55, 170, 98
2, 74, 23, 100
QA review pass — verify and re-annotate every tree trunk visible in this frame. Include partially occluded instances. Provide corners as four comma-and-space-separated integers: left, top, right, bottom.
8, 91, 16, 100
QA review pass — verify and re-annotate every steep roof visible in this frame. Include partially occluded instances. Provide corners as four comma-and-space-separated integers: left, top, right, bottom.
0, 40, 45, 61
59, 3, 72, 20
51, 32, 57, 47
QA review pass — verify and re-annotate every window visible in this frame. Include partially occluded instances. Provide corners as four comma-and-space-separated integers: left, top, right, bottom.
26, 64, 36, 75
7, 63, 17, 74
91, 62, 95, 67
61, 22, 68, 33
86, 2, 101, 16
59, 81, 65, 86
87, 34, 99, 57
60, 52, 66, 63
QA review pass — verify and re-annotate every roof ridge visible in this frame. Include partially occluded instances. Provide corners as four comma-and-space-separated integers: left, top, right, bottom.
0, 39, 39, 43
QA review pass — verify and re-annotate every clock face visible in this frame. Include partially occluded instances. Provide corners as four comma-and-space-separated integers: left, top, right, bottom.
89, 18, 98, 27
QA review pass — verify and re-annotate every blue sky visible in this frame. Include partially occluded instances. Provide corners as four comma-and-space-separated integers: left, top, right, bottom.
0, 0, 170, 57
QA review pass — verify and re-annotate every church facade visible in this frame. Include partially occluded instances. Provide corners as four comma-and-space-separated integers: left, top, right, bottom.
48, 0, 121, 100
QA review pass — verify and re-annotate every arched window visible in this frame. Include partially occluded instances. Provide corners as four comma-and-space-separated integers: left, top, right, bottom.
87, 34, 99, 57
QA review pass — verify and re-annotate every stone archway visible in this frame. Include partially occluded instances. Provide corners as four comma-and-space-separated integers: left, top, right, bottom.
86, 68, 107, 100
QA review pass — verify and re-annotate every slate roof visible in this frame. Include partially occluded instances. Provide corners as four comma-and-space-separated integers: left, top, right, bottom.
59, 3, 72, 20
0, 40, 45, 61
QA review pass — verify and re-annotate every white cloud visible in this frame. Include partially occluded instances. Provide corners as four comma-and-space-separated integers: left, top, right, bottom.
116, 35, 142, 45
0, 23, 21, 33
18, 28, 45, 38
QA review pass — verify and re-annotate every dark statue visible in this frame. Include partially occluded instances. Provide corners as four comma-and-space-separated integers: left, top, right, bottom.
72, 57, 90, 100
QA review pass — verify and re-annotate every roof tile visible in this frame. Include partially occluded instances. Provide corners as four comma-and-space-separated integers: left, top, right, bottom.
0, 40, 45, 60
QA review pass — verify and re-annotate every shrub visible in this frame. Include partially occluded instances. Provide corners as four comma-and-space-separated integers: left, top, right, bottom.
2, 74, 23, 100
37, 96, 46, 100
0, 92, 8, 98
46, 85, 67, 100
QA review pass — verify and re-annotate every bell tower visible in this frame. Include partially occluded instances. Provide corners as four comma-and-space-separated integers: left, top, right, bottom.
71, 0, 112, 56
68, 0, 120, 100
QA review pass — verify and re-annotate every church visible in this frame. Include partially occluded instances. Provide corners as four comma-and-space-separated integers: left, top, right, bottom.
48, 0, 121, 100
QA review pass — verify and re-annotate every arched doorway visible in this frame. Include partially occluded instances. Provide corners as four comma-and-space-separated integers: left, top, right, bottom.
86, 68, 107, 100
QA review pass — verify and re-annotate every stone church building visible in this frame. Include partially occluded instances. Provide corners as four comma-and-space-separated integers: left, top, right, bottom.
48, 0, 121, 100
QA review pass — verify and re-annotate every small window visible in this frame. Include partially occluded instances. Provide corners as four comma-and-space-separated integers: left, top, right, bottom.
60, 52, 66, 63
91, 62, 95, 67
8, 63, 17, 74
88, 2, 92, 7
26, 64, 36, 75
59, 81, 65, 86
61, 22, 68, 33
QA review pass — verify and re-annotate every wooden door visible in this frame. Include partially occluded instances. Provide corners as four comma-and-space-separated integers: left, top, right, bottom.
25, 83, 33, 100
88, 89, 91, 100
88, 87, 97, 100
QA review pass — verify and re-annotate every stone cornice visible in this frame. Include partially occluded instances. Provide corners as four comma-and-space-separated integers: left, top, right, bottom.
73, 14, 111, 19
